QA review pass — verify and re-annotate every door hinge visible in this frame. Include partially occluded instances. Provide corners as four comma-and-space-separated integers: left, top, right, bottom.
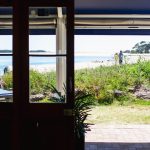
64, 109, 74, 116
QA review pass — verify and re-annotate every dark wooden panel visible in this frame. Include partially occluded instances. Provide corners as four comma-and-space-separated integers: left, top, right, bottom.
12, 1, 29, 150
29, 0, 69, 7
27, 104, 65, 118
0, 119, 12, 150
66, 1, 74, 107
0, 104, 13, 119
0, 0, 12, 6
20, 118, 74, 150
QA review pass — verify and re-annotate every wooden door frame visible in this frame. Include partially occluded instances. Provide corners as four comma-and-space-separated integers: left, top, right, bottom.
0, 0, 74, 150
13, 0, 74, 117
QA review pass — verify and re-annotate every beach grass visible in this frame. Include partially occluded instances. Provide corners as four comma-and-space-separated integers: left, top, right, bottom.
87, 104, 150, 125
2, 60, 150, 105
75, 60, 150, 104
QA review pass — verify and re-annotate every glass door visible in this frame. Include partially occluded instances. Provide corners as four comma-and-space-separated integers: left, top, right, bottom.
0, 5, 13, 150
13, 1, 74, 150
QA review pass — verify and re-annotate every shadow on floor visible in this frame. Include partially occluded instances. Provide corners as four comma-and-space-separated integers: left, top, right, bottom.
85, 142, 150, 150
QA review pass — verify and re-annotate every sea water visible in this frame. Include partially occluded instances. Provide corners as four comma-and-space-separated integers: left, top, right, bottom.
0, 55, 113, 75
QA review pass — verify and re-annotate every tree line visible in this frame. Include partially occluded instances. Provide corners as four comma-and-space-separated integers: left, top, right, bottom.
124, 41, 150, 54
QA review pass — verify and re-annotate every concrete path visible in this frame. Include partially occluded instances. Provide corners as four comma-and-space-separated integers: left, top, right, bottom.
85, 124, 150, 150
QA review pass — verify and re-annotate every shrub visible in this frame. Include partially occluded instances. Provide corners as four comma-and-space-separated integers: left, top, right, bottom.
2, 70, 56, 94
2, 60, 150, 105
75, 61, 150, 105
2, 72, 12, 90
29, 70, 56, 94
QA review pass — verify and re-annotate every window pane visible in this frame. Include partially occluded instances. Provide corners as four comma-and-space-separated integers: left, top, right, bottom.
29, 7, 67, 55
29, 57, 66, 103
0, 7, 13, 103
29, 7, 67, 103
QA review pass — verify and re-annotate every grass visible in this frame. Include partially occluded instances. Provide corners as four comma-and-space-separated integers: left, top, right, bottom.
87, 99, 150, 125
87, 105, 150, 125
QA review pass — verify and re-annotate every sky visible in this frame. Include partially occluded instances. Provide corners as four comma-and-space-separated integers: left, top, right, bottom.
0, 35, 150, 56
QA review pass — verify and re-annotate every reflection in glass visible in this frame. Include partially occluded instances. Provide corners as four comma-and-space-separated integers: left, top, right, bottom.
29, 57, 66, 103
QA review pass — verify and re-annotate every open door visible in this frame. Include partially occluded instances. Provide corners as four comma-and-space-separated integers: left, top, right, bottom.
0, 0, 74, 150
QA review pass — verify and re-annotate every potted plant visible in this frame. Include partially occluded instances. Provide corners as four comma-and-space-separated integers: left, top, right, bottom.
74, 90, 93, 150
50, 85, 93, 150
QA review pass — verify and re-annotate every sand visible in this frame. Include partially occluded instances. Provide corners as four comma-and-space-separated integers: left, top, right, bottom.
5, 54, 150, 73
31, 54, 150, 72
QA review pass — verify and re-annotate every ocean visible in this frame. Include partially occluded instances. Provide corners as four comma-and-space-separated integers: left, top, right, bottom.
0, 55, 113, 75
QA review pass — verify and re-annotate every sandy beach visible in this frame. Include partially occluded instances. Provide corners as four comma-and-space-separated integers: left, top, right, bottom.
6, 54, 150, 73
30, 54, 150, 73
124, 53, 150, 63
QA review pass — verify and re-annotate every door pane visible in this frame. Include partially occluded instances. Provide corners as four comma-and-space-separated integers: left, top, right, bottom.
29, 7, 67, 103
0, 7, 13, 103
29, 56, 66, 103
29, 7, 67, 55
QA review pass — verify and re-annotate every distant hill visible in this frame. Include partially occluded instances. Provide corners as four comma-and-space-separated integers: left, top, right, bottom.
0, 50, 12, 53
30, 50, 47, 53
0, 50, 47, 53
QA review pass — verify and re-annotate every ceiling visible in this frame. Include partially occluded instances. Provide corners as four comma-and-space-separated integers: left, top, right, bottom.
1, 0, 150, 35
75, 0, 150, 14
74, 0, 150, 34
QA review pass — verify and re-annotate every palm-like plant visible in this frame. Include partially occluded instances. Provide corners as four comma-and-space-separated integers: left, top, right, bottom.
74, 92, 93, 138
50, 85, 93, 139
50, 85, 66, 103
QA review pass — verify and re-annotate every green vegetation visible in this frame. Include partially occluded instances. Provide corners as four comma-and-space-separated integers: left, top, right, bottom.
2, 60, 150, 105
2, 70, 56, 94
2, 60, 150, 124
75, 60, 150, 105
2, 72, 13, 89
29, 70, 56, 94
87, 105, 150, 125
132, 41, 150, 53
50, 85, 93, 137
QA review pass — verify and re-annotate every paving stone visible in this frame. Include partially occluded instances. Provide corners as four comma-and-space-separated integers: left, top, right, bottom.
89, 144, 97, 150
128, 148, 136, 150
142, 143, 150, 148
85, 124, 150, 150
136, 148, 150, 150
